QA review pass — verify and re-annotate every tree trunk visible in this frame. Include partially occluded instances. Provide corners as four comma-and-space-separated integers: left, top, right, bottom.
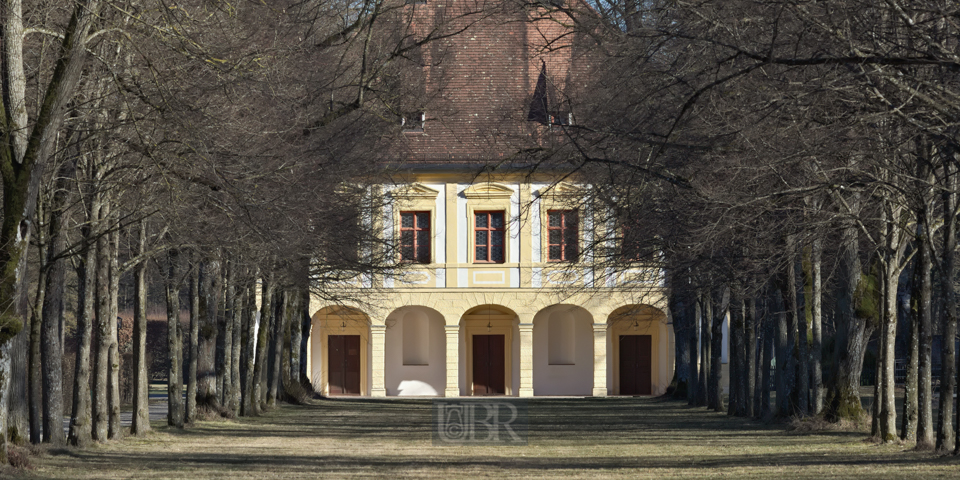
186, 266, 199, 423
754, 308, 765, 418
0, 0, 103, 461
165, 249, 184, 428
697, 293, 710, 407
875, 198, 906, 441
709, 286, 728, 412
107, 226, 121, 440
872, 336, 883, 438
300, 297, 312, 390
221, 263, 235, 408
825, 317, 874, 423
688, 296, 699, 405
729, 295, 744, 416
253, 276, 274, 413
280, 290, 295, 399
902, 282, 919, 441
68, 192, 99, 447
916, 212, 935, 448
41, 159, 74, 446
937, 159, 957, 452
229, 272, 243, 414
879, 241, 901, 442
0, 346, 13, 461
824, 201, 871, 422
797, 264, 810, 417
775, 289, 791, 416
28, 212, 46, 444
198, 260, 221, 409
9, 289, 29, 446
745, 297, 756, 418
92, 202, 111, 442
268, 289, 284, 406
760, 298, 774, 419
241, 277, 259, 416
131, 221, 150, 435
291, 289, 305, 388
785, 236, 801, 415
669, 285, 691, 399
810, 238, 824, 415
37, 236, 60, 446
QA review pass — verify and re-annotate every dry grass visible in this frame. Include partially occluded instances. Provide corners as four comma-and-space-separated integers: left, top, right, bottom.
21, 396, 960, 479
7, 445, 35, 471
788, 412, 871, 434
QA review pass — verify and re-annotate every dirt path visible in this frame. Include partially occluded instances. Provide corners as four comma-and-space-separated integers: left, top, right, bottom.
25, 396, 960, 479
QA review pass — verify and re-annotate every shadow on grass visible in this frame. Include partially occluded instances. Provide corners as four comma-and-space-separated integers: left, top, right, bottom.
46, 444, 956, 474
35, 396, 960, 478
126, 396, 871, 453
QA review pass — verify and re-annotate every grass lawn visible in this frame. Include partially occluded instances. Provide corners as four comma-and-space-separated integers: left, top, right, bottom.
20, 396, 960, 479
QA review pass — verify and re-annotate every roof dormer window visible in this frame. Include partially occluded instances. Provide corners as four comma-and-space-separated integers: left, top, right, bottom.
528, 62, 573, 127
549, 112, 573, 126
402, 112, 425, 133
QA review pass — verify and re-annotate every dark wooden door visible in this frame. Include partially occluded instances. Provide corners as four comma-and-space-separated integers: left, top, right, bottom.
619, 335, 652, 395
328, 335, 361, 395
472, 334, 505, 395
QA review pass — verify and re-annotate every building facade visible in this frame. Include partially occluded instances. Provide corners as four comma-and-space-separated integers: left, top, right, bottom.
305, 0, 674, 397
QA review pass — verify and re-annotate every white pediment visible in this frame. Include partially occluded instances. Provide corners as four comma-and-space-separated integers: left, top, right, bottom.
391, 183, 440, 199
463, 182, 514, 199
539, 182, 583, 198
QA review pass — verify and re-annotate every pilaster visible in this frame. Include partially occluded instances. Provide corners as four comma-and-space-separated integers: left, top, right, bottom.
371, 324, 387, 397
445, 325, 460, 397
593, 323, 608, 396
445, 183, 459, 287
519, 322, 534, 397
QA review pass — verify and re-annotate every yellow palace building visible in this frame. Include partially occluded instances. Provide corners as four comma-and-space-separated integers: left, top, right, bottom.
304, 0, 674, 398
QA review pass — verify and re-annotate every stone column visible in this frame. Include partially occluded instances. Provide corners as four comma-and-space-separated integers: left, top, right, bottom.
445, 325, 460, 397
518, 322, 534, 397
371, 324, 386, 397
593, 323, 608, 396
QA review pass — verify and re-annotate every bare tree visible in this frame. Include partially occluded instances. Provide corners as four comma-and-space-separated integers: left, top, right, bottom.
131, 220, 150, 435
197, 259, 222, 410
163, 248, 184, 428
186, 266, 199, 423
0, 0, 106, 459
68, 175, 100, 447
936, 155, 958, 452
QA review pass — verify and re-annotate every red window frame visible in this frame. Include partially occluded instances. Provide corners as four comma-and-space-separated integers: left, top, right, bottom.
474, 211, 506, 263
547, 210, 579, 262
399, 211, 431, 264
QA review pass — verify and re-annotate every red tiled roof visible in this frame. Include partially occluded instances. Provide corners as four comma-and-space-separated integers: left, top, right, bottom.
386, 0, 593, 166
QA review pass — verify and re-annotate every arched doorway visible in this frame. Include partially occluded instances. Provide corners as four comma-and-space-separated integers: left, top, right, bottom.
383, 306, 446, 396
311, 306, 371, 396
460, 305, 519, 396
608, 305, 670, 396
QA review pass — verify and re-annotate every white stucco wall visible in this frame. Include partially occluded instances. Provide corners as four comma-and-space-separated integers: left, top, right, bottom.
384, 307, 447, 396
532, 306, 594, 395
